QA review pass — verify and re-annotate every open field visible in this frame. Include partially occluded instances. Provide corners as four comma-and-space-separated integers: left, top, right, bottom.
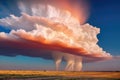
0, 70, 120, 80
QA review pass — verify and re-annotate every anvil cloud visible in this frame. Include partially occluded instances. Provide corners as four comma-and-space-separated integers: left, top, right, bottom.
0, 0, 112, 71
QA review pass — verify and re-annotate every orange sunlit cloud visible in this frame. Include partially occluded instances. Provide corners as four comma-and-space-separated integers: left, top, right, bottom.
0, 0, 113, 71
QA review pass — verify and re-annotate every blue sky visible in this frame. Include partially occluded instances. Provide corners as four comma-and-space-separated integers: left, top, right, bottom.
0, 0, 120, 71
88, 0, 120, 56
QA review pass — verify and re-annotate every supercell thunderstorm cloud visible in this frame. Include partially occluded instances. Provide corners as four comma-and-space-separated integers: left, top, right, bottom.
0, 0, 112, 71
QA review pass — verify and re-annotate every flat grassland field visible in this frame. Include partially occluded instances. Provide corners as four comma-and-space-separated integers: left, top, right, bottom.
0, 70, 120, 80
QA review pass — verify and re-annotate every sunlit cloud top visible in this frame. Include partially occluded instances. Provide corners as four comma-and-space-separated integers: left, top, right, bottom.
0, 0, 113, 71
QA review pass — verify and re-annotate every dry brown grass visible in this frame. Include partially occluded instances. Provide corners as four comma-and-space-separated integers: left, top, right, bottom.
0, 70, 120, 79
